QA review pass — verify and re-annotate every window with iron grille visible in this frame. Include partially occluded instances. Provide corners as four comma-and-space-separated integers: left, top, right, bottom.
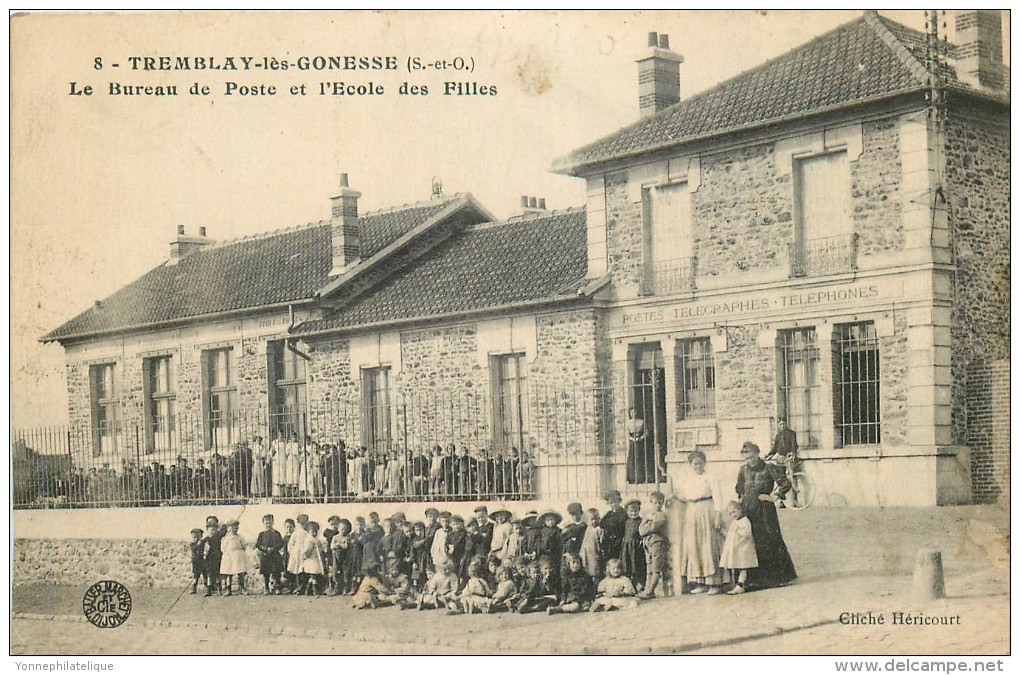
833, 322, 881, 445
268, 340, 307, 441
143, 355, 175, 454
89, 362, 118, 457
491, 353, 529, 452
362, 366, 392, 454
676, 338, 715, 420
776, 328, 821, 448
202, 348, 237, 451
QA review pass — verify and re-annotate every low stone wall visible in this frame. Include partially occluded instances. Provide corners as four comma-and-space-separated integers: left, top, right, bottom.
14, 538, 191, 588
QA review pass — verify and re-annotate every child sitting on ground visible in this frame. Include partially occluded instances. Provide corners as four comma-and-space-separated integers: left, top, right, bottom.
516, 557, 559, 614
590, 558, 640, 612
417, 560, 458, 610
189, 528, 205, 594
385, 551, 414, 606
549, 553, 596, 614
488, 565, 518, 613
719, 501, 758, 595
450, 558, 493, 615
351, 563, 393, 609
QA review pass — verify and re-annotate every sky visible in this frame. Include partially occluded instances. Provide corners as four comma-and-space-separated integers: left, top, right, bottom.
9, 10, 1006, 427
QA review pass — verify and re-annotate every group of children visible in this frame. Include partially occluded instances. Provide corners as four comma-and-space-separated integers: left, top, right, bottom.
188, 488, 760, 613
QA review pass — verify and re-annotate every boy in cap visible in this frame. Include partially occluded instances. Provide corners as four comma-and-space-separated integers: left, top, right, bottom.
255, 514, 285, 594
600, 490, 627, 561
188, 528, 205, 594
472, 506, 494, 557
201, 515, 225, 596
639, 491, 671, 598
521, 510, 542, 560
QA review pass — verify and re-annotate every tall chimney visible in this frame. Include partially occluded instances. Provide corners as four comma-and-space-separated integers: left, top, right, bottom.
330, 173, 362, 276
168, 225, 214, 265
955, 10, 1004, 90
637, 31, 684, 117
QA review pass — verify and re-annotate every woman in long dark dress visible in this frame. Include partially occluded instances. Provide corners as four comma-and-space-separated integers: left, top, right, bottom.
625, 407, 648, 484
735, 441, 797, 590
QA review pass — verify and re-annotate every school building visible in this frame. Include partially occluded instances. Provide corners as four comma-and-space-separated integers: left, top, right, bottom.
34, 11, 1009, 513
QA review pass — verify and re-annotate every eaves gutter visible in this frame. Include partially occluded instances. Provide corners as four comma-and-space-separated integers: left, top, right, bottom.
41, 297, 319, 345
290, 293, 594, 340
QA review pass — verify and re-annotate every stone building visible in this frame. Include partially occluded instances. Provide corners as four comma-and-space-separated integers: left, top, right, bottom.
552, 10, 1009, 506
40, 11, 1008, 507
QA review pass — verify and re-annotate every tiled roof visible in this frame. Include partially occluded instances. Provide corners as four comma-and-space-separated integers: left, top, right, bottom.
294, 209, 589, 334
554, 12, 1004, 174
43, 197, 464, 342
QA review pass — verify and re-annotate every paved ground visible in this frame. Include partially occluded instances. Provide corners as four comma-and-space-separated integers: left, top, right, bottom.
11, 505, 1010, 655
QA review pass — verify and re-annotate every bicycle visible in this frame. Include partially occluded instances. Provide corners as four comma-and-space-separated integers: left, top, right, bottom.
767, 455, 816, 510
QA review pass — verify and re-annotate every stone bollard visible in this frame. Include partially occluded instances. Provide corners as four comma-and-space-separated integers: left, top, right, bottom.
912, 549, 946, 602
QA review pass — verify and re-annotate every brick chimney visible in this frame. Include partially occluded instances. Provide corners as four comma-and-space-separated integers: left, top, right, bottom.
330, 173, 362, 275
955, 10, 1004, 90
637, 31, 684, 117
168, 225, 213, 265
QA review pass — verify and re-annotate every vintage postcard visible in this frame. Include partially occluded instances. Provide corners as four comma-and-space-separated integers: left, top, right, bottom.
9, 9, 1010, 662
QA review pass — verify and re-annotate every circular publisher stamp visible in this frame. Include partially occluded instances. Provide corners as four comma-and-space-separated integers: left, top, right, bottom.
82, 580, 132, 628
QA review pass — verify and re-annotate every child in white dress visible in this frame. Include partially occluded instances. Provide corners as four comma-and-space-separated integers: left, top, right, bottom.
219, 520, 249, 596
719, 501, 758, 594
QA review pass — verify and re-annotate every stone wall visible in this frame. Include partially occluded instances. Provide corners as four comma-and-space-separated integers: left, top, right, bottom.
14, 538, 192, 589
715, 325, 774, 422
879, 312, 909, 448
530, 309, 607, 455
853, 118, 903, 256
694, 144, 792, 276
605, 170, 643, 298
397, 325, 488, 451
943, 108, 1011, 446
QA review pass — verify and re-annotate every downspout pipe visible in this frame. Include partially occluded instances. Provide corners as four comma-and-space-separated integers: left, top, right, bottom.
285, 304, 312, 361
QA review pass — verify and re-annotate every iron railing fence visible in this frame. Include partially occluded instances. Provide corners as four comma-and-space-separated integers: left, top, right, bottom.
790, 233, 858, 277
639, 256, 697, 295
13, 380, 667, 509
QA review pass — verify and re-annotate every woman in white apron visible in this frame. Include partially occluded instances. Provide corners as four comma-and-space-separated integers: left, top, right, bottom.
271, 435, 287, 498
250, 436, 267, 497
674, 450, 726, 594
